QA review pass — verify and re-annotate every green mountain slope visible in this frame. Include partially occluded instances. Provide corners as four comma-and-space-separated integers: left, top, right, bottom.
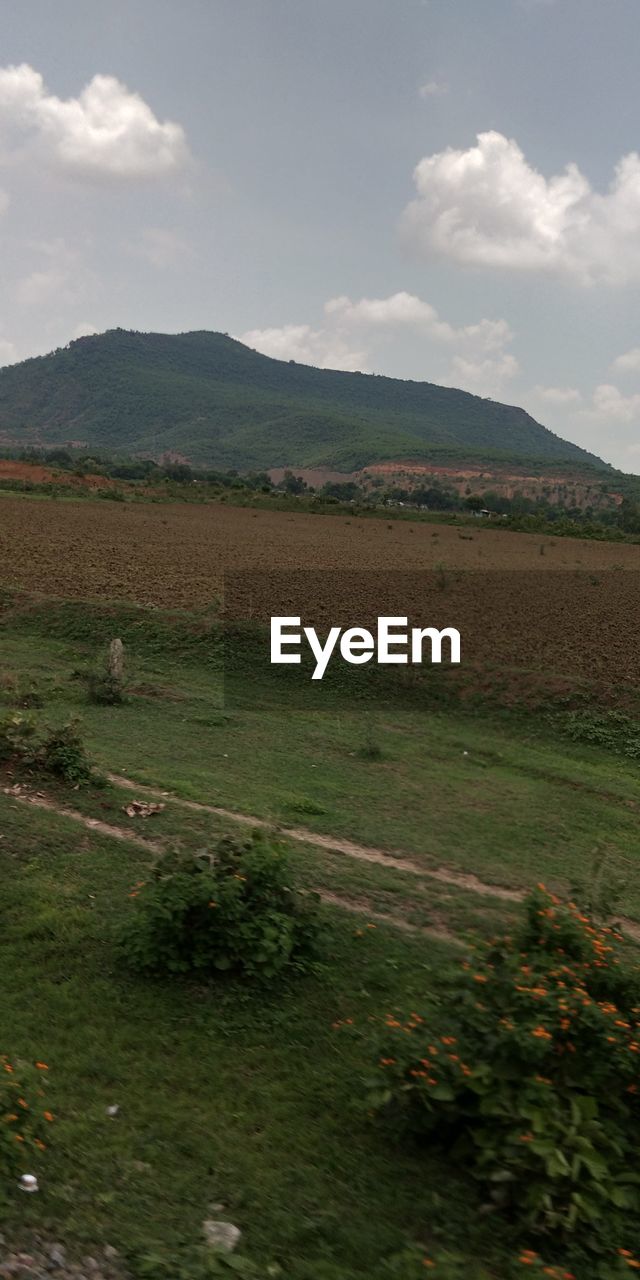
0, 328, 606, 471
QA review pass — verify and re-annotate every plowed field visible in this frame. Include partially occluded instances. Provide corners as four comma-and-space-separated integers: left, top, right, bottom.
2, 494, 640, 690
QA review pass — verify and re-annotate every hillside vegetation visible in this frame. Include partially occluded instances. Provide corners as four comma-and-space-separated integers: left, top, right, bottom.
0, 328, 605, 471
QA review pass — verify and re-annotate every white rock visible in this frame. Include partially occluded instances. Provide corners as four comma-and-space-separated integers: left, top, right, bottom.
19, 1173, 39, 1192
202, 1220, 241, 1252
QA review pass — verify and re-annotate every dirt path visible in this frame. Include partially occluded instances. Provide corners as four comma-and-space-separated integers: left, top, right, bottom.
2, 780, 464, 943
5, 774, 639, 945
1, 784, 161, 852
107, 773, 524, 901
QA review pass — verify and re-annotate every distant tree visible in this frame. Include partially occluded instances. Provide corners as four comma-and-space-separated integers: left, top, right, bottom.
282, 470, 307, 495
321, 481, 359, 501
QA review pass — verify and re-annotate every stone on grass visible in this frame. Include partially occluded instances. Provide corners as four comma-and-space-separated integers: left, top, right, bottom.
202, 1221, 241, 1253
108, 639, 124, 682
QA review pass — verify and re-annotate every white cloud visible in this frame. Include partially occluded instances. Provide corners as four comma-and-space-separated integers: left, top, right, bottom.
239, 324, 367, 372
0, 337, 17, 366
0, 63, 189, 180
14, 239, 88, 308
534, 385, 582, 405
325, 290, 513, 352
418, 80, 448, 99
241, 290, 517, 398
326, 290, 454, 340
401, 130, 640, 284
128, 227, 190, 268
445, 353, 520, 399
16, 267, 70, 307
586, 384, 640, 424
612, 346, 640, 374
71, 321, 99, 339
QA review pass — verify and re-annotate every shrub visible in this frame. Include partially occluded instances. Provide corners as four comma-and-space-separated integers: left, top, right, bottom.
0, 713, 93, 785
0, 1055, 52, 1197
562, 709, 640, 760
368, 888, 640, 1269
86, 670, 124, 705
0, 712, 39, 763
36, 720, 93, 785
120, 833, 321, 979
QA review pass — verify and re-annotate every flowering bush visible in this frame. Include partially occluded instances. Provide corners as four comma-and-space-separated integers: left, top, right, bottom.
1, 1054, 52, 1195
120, 833, 321, 979
368, 888, 640, 1269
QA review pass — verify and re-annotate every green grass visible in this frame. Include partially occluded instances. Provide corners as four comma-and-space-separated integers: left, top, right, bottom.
1, 792, 512, 1276
2, 594, 639, 1275
2, 617, 639, 922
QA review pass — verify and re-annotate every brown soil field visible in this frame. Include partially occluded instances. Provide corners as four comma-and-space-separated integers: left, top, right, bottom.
0, 460, 114, 489
1, 494, 640, 692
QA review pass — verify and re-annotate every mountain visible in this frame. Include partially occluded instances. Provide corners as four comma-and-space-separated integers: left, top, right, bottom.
0, 328, 606, 472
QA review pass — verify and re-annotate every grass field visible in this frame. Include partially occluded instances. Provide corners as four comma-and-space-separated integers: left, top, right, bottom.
2, 493, 640, 1276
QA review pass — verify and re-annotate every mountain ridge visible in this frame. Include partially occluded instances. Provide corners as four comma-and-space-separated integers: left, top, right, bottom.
0, 328, 607, 472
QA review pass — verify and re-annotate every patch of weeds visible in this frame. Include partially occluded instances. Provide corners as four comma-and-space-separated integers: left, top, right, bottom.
86, 671, 125, 705
561, 709, 640, 759
0, 713, 95, 785
357, 716, 384, 761
284, 796, 328, 817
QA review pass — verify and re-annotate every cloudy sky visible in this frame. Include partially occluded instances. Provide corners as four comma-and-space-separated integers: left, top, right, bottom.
1, 0, 640, 469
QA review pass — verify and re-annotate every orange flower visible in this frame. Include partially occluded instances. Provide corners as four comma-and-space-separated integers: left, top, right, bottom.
43, 1111, 54, 1122
532, 1026, 552, 1040
35, 1063, 48, 1071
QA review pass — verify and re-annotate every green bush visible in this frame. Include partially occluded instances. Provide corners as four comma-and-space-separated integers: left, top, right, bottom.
120, 833, 321, 979
562, 709, 640, 759
37, 720, 93, 784
0, 711, 38, 762
86, 670, 124, 705
0, 713, 93, 785
368, 888, 640, 1270
0, 1054, 52, 1197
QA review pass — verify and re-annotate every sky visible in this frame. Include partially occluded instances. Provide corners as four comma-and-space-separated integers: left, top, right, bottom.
0, 0, 640, 469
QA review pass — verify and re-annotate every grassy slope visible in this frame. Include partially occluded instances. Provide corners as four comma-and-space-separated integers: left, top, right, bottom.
3, 795, 480, 1275
3, 601, 639, 1274
3, 617, 639, 921
0, 329, 605, 470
